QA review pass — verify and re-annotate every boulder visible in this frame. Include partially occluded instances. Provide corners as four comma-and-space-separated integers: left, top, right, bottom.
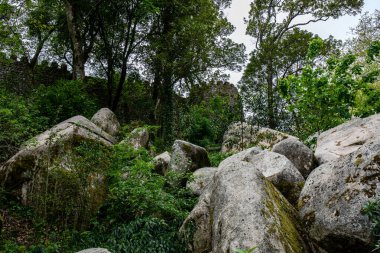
76, 249, 111, 253
298, 138, 380, 252
153, 151, 171, 175
181, 160, 310, 253
0, 115, 113, 204
219, 147, 304, 204
123, 127, 150, 149
273, 138, 316, 178
169, 140, 210, 174
315, 113, 380, 165
91, 108, 121, 136
187, 167, 217, 196
221, 122, 295, 153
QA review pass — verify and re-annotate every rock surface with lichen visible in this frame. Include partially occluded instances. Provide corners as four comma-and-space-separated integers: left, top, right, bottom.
0, 115, 114, 218
219, 147, 304, 204
273, 138, 316, 178
122, 127, 150, 149
91, 108, 121, 136
315, 113, 380, 165
169, 140, 210, 174
221, 122, 296, 153
186, 167, 217, 196
299, 138, 380, 252
153, 151, 171, 175
181, 159, 310, 253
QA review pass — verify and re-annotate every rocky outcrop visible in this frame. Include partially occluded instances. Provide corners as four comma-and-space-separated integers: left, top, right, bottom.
299, 138, 380, 252
123, 127, 150, 149
76, 249, 111, 253
219, 147, 304, 204
186, 167, 217, 196
315, 113, 380, 165
153, 151, 171, 175
273, 138, 316, 178
169, 140, 210, 174
221, 122, 295, 153
91, 108, 121, 136
0, 115, 113, 206
181, 160, 310, 253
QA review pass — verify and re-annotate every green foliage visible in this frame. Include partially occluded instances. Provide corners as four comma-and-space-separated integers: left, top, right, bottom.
29, 140, 111, 230
74, 217, 189, 253
182, 96, 240, 147
69, 142, 196, 252
363, 197, 380, 250
0, 88, 47, 164
234, 246, 258, 253
279, 39, 380, 139
209, 152, 232, 167
32, 80, 98, 125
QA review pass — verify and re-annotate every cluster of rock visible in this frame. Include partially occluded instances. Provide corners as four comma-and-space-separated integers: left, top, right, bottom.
182, 114, 380, 253
0, 108, 119, 205
1, 106, 379, 253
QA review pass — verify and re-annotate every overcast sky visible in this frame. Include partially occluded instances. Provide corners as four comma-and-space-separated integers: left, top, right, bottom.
225, 0, 380, 84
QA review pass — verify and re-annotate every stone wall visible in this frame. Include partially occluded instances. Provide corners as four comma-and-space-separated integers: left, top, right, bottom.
0, 56, 71, 94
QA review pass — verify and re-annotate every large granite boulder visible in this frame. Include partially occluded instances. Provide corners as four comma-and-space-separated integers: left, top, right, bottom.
0, 115, 114, 206
298, 138, 380, 252
221, 122, 295, 153
153, 151, 171, 175
273, 138, 316, 178
186, 167, 217, 196
315, 113, 380, 165
219, 147, 304, 204
123, 127, 150, 149
91, 108, 121, 136
169, 140, 210, 174
181, 160, 310, 253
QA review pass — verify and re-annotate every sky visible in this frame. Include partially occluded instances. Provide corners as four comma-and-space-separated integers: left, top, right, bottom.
225, 0, 380, 84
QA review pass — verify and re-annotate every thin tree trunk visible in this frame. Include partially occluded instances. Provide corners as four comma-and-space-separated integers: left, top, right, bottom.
267, 63, 276, 129
64, 0, 85, 80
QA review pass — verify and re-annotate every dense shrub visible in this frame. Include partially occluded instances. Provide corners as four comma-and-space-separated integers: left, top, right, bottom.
363, 197, 380, 250
181, 96, 241, 147
32, 80, 98, 126
0, 140, 196, 253
0, 88, 47, 164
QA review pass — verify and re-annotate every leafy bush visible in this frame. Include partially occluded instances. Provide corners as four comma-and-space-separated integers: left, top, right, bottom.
0, 88, 47, 164
280, 38, 380, 139
1, 126, 196, 252
32, 80, 98, 126
363, 197, 380, 250
182, 96, 241, 147
209, 152, 232, 167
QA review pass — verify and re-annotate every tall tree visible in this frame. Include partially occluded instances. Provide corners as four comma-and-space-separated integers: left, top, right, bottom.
346, 10, 380, 57
94, 0, 155, 111
147, 0, 245, 143
241, 0, 364, 129
61, 0, 99, 80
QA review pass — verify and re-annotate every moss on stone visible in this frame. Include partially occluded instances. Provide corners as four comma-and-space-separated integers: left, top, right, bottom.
263, 180, 305, 253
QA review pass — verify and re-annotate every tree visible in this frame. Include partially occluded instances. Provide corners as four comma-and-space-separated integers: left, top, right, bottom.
94, 0, 156, 110
61, 0, 100, 80
346, 10, 380, 57
0, 1, 22, 56
241, 28, 318, 130
146, 0, 245, 143
241, 0, 364, 129
279, 38, 380, 139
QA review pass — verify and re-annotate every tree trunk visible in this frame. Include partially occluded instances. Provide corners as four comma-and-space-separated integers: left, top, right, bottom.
159, 69, 174, 145
266, 64, 276, 129
64, 0, 85, 80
